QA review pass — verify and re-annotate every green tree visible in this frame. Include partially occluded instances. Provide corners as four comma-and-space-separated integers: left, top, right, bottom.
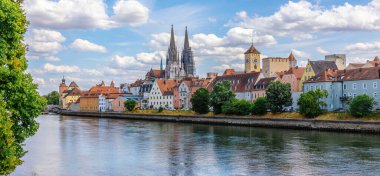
124, 100, 137, 111
298, 89, 328, 118
0, 0, 46, 173
266, 81, 292, 113
252, 97, 268, 115
210, 81, 236, 114
191, 88, 210, 114
0, 97, 22, 175
44, 91, 60, 105
222, 99, 252, 115
349, 94, 377, 117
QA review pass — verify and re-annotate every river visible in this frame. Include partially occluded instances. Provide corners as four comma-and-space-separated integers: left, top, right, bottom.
12, 115, 380, 176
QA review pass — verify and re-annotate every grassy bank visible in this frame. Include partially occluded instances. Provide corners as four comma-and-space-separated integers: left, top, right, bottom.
125, 110, 380, 122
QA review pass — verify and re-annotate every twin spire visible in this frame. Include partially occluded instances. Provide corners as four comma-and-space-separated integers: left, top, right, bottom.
169, 25, 190, 51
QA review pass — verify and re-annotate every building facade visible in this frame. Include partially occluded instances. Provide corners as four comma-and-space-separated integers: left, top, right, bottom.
325, 54, 346, 70
262, 53, 296, 77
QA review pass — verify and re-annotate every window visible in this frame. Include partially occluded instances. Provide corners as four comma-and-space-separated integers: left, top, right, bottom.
363, 83, 367, 89
353, 83, 357, 89
311, 86, 314, 90
373, 92, 378, 98
374, 82, 378, 89
353, 93, 356, 98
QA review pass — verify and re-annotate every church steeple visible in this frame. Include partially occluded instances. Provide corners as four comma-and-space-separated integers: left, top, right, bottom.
169, 25, 176, 51
184, 26, 190, 49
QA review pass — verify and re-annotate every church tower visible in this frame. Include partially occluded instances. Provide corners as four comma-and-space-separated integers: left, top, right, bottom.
244, 44, 261, 73
59, 76, 68, 109
165, 25, 181, 79
181, 26, 195, 77
288, 52, 297, 68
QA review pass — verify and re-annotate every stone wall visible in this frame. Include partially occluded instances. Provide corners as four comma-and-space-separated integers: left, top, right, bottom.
60, 111, 380, 134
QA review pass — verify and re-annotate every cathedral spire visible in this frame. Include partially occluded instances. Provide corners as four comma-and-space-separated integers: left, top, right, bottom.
160, 57, 163, 71
169, 24, 176, 50
184, 26, 190, 49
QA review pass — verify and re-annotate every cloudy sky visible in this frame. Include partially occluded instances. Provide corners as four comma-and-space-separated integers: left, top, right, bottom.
23, 0, 380, 95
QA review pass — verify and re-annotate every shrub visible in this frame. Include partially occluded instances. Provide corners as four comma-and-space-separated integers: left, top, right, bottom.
191, 88, 210, 114
252, 97, 268, 115
210, 81, 236, 114
158, 106, 164, 113
222, 99, 252, 115
266, 81, 292, 113
124, 100, 137, 111
349, 94, 377, 117
298, 89, 328, 118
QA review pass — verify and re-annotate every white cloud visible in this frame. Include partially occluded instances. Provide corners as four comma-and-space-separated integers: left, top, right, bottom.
111, 55, 146, 68
291, 49, 311, 58
26, 29, 65, 55
33, 77, 45, 85
345, 41, 380, 52
70, 39, 107, 53
136, 51, 166, 64
112, 0, 149, 26
23, 0, 150, 30
226, 0, 380, 39
212, 63, 244, 72
293, 34, 313, 41
43, 63, 80, 73
316, 47, 330, 55
45, 56, 60, 62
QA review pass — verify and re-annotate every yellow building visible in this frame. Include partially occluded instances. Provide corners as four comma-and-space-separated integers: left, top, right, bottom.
79, 92, 99, 112
299, 60, 338, 91
244, 44, 261, 73
262, 52, 296, 77
59, 79, 81, 109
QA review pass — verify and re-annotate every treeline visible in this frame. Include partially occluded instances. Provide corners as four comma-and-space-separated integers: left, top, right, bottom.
191, 81, 377, 118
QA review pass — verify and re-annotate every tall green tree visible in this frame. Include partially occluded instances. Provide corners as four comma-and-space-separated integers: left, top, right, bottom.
298, 89, 328, 118
191, 88, 210, 114
349, 94, 377, 117
252, 97, 268, 115
0, 0, 46, 174
210, 81, 235, 114
266, 81, 292, 113
44, 91, 60, 105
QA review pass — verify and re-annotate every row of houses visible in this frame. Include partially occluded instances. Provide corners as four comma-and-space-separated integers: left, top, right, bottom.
59, 43, 380, 112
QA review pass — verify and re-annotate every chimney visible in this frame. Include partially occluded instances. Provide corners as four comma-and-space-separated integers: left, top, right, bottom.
344, 69, 346, 73
296, 66, 299, 69
359, 68, 362, 72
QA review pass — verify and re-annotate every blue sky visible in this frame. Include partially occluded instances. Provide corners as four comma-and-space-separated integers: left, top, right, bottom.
22, 0, 380, 94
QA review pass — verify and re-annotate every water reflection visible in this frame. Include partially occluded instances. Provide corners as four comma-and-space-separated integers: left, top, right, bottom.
13, 115, 380, 176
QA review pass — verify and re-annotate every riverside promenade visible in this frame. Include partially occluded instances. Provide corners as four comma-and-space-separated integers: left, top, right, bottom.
61, 111, 380, 134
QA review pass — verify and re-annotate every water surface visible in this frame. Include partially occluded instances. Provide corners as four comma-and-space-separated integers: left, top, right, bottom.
13, 115, 380, 176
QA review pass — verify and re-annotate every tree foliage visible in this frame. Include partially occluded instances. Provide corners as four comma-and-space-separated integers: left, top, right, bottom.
298, 89, 328, 118
210, 81, 236, 114
349, 94, 377, 117
124, 100, 137, 111
0, 97, 22, 175
266, 81, 292, 113
222, 99, 252, 115
44, 91, 60, 105
190, 88, 210, 114
252, 97, 268, 115
0, 0, 46, 174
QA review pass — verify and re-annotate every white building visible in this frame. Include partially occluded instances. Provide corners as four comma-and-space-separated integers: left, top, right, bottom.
98, 94, 106, 112
148, 80, 177, 109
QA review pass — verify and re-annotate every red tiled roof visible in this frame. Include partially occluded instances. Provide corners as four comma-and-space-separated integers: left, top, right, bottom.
285, 67, 305, 79
156, 80, 179, 94
64, 87, 81, 98
288, 52, 296, 61
254, 77, 278, 90
208, 72, 261, 92
306, 67, 380, 83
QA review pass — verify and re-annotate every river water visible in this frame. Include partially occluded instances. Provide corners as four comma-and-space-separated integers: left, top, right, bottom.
12, 115, 380, 176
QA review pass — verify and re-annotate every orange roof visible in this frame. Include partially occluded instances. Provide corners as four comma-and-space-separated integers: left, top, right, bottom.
223, 69, 235, 76
156, 80, 178, 94
208, 72, 261, 92
288, 52, 296, 61
285, 67, 305, 79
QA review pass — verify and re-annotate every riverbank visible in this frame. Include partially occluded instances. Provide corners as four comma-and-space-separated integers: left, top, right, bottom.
60, 111, 380, 134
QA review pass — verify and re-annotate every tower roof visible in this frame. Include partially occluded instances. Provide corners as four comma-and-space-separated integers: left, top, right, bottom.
288, 52, 296, 61
169, 25, 176, 50
184, 26, 190, 48
244, 44, 260, 54
69, 81, 78, 88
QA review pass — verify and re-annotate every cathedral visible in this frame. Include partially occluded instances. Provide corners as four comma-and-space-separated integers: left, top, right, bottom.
165, 25, 195, 79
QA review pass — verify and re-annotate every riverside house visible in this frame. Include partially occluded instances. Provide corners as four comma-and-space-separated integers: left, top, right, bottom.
148, 79, 178, 109
303, 67, 380, 111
